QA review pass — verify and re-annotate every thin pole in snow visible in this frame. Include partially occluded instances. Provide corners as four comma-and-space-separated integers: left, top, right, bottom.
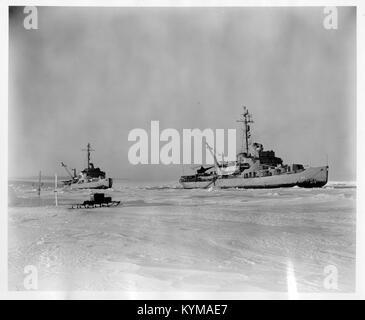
54, 173, 58, 206
37, 170, 41, 196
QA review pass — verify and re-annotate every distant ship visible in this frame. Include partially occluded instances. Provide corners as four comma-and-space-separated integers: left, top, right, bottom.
61, 143, 113, 189
179, 107, 328, 189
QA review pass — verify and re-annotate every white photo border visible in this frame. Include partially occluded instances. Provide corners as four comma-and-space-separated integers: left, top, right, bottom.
1, 0, 363, 300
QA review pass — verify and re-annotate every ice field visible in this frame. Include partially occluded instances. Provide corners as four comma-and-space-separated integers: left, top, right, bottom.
8, 179, 356, 292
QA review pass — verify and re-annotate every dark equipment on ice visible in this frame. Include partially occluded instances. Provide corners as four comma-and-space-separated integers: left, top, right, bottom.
196, 166, 214, 174
71, 192, 120, 209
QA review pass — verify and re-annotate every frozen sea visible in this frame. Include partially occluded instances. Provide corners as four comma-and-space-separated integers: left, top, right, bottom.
8, 179, 356, 293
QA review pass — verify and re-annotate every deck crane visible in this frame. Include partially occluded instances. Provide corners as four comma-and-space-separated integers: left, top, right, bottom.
61, 162, 75, 179
205, 143, 239, 176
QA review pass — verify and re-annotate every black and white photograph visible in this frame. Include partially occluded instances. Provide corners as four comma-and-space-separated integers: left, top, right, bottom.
2, 1, 364, 301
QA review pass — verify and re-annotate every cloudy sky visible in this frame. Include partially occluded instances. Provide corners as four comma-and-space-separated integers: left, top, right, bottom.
9, 6, 356, 181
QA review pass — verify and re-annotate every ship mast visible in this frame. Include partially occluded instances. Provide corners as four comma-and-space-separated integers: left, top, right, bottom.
236, 106, 254, 156
82, 143, 94, 169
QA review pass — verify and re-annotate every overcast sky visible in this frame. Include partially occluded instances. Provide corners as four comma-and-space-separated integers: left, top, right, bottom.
9, 6, 356, 182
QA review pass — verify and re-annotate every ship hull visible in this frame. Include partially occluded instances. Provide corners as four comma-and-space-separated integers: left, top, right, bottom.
179, 174, 217, 189
68, 178, 113, 190
217, 166, 328, 189
179, 179, 216, 189
180, 166, 328, 189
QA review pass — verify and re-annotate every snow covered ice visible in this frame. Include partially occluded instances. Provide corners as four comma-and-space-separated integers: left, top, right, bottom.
8, 179, 356, 292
